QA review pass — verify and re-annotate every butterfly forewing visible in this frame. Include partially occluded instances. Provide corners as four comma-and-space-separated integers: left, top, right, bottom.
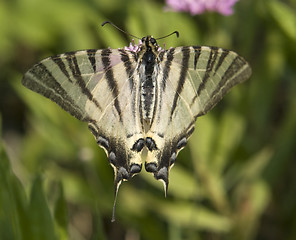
171, 46, 252, 117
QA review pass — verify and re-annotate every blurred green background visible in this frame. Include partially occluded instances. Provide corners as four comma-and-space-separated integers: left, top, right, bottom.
1, 0, 296, 239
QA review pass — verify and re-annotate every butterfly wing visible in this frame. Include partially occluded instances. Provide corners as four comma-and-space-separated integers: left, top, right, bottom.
145, 46, 252, 193
22, 49, 145, 189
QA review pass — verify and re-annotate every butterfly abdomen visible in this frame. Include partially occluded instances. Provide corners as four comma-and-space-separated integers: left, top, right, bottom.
139, 49, 158, 124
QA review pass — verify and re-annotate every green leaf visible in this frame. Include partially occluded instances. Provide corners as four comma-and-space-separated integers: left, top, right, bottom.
156, 201, 232, 232
29, 176, 57, 240
0, 120, 30, 240
268, 0, 296, 40
0, 140, 22, 240
54, 182, 68, 240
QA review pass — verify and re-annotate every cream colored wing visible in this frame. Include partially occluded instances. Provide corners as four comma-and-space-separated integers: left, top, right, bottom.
145, 46, 252, 193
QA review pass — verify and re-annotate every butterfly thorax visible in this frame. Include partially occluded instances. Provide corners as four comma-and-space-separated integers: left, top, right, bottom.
137, 36, 160, 128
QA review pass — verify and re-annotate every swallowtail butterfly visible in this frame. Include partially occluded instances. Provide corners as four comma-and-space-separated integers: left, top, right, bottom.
22, 22, 252, 221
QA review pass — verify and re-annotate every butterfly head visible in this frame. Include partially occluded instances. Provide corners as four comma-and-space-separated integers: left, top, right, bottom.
141, 36, 157, 48
144, 36, 166, 52
138, 36, 164, 57
139, 30, 179, 53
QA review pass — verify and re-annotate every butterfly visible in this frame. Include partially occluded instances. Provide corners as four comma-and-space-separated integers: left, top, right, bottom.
22, 22, 252, 221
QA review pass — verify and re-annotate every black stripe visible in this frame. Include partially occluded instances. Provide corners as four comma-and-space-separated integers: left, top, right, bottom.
149, 70, 159, 127
158, 51, 165, 61
26, 63, 85, 120
201, 56, 245, 114
87, 49, 97, 72
188, 47, 202, 108
162, 48, 175, 91
193, 46, 201, 70
119, 49, 137, 127
215, 55, 244, 92
29, 63, 70, 98
189, 94, 198, 108
170, 46, 190, 119
51, 56, 73, 83
101, 48, 123, 122
151, 48, 175, 127
196, 47, 218, 96
214, 49, 229, 74
65, 52, 102, 111
186, 125, 195, 138
88, 123, 98, 138
131, 52, 138, 62
119, 49, 134, 91
138, 88, 144, 129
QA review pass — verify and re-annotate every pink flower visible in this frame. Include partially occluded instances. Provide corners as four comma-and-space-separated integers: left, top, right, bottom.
124, 39, 143, 52
166, 0, 239, 15
123, 39, 165, 53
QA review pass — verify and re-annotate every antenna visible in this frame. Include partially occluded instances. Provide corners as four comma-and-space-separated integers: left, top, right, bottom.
102, 21, 180, 41
156, 31, 179, 40
101, 21, 141, 40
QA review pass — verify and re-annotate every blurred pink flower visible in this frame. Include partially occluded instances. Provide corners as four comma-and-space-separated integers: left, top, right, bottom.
123, 39, 165, 53
166, 0, 239, 15
124, 39, 143, 52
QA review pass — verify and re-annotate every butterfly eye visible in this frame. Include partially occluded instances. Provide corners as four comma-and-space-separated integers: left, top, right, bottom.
150, 38, 156, 45
142, 37, 146, 42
